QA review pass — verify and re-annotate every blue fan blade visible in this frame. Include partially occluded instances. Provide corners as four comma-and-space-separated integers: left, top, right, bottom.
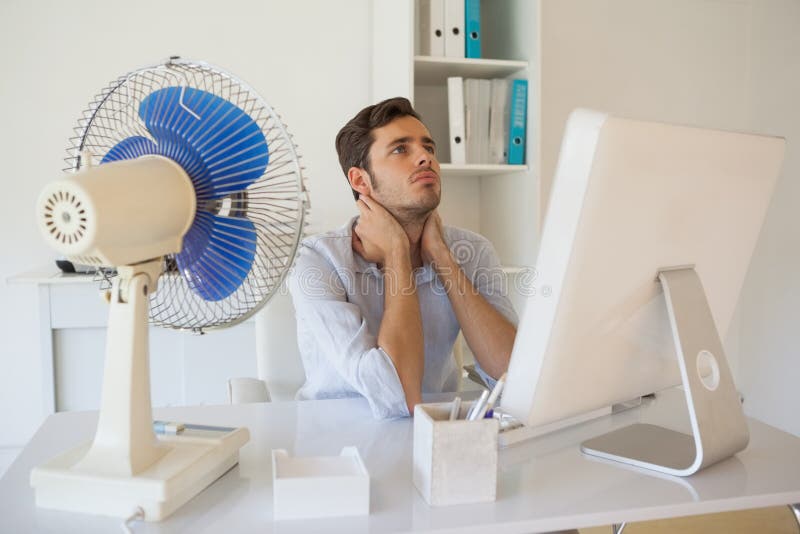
100, 86, 268, 302
101, 136, 158, 163
138, 86, 269, 199
176, 213, 257, 301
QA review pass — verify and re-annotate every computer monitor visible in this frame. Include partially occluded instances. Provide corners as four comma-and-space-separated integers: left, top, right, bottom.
500, 109, 785, 476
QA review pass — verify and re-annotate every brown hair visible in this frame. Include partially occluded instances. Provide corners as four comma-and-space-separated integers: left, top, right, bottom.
335, 97, 422, 200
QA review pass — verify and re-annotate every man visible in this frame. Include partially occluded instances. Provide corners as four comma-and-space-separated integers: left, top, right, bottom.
289, 97, 517, 418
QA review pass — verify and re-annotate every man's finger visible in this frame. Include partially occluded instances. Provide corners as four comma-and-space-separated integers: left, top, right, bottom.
353, 233, 365, 255
361, 195, 393, 218
358, 195, 374, 210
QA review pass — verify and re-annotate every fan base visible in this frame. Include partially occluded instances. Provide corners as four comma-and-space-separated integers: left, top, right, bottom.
30, 426, 249, 521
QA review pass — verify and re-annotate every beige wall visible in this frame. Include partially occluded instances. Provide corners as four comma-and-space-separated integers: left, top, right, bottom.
735, 1, 800, 436
539, 0, 799, 434
540, 0, 755, 211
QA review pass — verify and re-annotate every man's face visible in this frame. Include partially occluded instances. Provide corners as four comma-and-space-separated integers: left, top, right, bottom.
363, 115, 441, 222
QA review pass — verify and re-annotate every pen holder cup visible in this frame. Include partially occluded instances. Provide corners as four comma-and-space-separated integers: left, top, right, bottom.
412, 401, 499, 506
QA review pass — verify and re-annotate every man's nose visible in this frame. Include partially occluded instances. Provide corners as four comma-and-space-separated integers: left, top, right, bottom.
415, 147, 432, 166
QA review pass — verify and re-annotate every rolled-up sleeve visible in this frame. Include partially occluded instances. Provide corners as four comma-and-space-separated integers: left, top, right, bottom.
289, 243, 409, 419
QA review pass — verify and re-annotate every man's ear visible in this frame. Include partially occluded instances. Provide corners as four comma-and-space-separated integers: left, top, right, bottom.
347, 167, 372, 199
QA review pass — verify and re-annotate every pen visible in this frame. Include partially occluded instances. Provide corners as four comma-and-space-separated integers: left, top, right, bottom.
473, 372, 507, 421
153, 420, 236, 435
153, 420, 184, 434
484, 372, 507, 412
449, 396, 462, 421
467, 389, 490, 421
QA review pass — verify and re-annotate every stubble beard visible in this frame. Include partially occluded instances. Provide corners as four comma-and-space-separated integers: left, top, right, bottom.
369, 170, 441, 225
372, 177, 442, 225
395, 191, 439, 225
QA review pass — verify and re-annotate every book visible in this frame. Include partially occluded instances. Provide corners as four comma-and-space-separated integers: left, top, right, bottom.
444, 0, 465, 58
447, 76, 467, 164
465, 0, 481, 58
507, 79, 528, 165
418, 0, 445, 56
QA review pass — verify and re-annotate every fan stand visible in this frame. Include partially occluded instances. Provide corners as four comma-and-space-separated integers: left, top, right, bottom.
30, 259, 250, 521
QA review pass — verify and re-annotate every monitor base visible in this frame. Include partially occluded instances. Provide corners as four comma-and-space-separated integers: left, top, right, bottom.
581, 267, 749, 476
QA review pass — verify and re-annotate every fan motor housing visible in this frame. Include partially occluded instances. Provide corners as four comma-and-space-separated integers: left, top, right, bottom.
37, 155, 196, 267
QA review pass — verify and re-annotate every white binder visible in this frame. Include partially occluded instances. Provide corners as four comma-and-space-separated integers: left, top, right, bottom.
444, 0, 465, 58
447, 76, 466, 164
489, 79, 511, 164
465, 78, 491, 163
418, 0, 445, 56
478, 79, 491, 163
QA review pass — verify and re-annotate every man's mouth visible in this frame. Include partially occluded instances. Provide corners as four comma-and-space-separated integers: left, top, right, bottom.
412, 169, 439, 183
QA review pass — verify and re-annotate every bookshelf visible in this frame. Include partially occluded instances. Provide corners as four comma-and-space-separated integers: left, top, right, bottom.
372, 0, 540, 268
440, 163, 528, 177
413, 56, 528, 85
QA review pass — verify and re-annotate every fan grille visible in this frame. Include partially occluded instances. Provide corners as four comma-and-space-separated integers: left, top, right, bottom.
67, 58, 308, 331
42, 189, 89, 247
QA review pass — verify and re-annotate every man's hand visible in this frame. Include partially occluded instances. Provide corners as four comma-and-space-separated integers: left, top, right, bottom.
422, 210, 516, 380
353, 195, 410, 267
353, 195, 423, 415
421, 210, 451, 266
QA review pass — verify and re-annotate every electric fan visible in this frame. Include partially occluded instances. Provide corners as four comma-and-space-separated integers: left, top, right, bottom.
30, 57, 308, 521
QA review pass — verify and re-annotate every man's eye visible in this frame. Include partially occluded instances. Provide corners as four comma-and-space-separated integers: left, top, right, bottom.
425, 145, 436, 154
392, 145, 406, 154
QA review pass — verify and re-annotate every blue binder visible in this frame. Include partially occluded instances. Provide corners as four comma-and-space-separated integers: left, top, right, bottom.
507, 79, 528, 165
465, 0, 481, 58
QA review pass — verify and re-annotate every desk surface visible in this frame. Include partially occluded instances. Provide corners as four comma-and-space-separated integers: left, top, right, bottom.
7, 269, 98, 285
2, 389, 800, 533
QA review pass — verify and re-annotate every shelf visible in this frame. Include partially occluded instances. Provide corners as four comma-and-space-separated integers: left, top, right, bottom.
414, 56, 528, 85
439, 163, 528, 177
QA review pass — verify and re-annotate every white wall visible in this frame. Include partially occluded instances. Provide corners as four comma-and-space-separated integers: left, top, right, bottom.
736, 1, 800, 436
0, 0, 370, 448
539, 0, 800, 435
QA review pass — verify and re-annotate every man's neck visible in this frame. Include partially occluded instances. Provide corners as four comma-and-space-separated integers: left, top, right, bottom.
401, 219, 425, 270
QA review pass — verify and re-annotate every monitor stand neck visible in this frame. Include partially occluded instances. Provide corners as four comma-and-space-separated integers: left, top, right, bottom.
580, 267, 749, 476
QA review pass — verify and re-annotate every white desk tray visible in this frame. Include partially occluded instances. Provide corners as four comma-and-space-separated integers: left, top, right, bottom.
271, 447, 370, 520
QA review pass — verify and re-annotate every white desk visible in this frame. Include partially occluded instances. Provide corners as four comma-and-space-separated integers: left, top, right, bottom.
2, 389, 800, 533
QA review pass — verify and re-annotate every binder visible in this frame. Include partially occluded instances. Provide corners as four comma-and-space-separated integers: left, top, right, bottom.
418, 0, 445, 56
444, 0, 465, 58
477, 79, 491, 163
464, 78, 480, 163
507, 79, 528, 165
464, 78, 490, 164
447, 77, 466, 164
489, 79, 510, 164
465, 0, 481, 58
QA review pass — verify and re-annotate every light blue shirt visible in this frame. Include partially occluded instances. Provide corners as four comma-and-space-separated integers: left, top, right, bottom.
288, 217, 518, 419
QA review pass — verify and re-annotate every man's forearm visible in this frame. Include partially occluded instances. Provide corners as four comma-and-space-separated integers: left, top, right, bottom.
432, 251, 516, 379
378, 251, 424, 413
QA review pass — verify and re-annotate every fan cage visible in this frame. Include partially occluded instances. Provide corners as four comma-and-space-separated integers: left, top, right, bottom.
67, 57, 309, 332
